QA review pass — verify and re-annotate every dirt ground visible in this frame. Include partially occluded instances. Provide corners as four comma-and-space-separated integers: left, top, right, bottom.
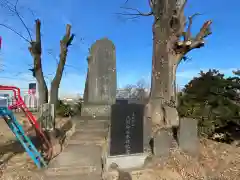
0, 112, 71, 179
0, 113, 239, 179
105, 139, 240, 180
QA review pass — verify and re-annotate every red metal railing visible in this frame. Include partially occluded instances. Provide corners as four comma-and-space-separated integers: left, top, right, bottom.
0, 85, 52, 160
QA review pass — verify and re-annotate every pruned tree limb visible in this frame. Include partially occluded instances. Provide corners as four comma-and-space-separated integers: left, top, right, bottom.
29, 19, 42, 71
50, 24, 74, 91
195, 20, 212, 40
49, 24, 74, 107
175, 19, 212, 64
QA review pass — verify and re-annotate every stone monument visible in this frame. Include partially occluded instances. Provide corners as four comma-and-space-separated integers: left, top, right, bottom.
81, 38, 117, 117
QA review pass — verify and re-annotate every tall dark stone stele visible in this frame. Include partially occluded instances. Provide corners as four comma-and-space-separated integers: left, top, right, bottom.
82, 38, 117, 117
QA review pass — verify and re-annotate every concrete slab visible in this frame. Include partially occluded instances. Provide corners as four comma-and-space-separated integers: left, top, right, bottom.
75, 120, 109, 130
45, 166, 102, 177
78, 116, 110, 121
48, 144, 102, 168
104, 153, 148, 170
44, 173, 101, 180
70, 131, 107, 139
67, 131, 106, 145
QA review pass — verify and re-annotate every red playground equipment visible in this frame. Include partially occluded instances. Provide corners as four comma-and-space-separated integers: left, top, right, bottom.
0, 85, 53, 160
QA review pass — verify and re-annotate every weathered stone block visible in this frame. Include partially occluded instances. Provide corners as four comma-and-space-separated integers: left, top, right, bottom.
178, 118, 199, 156
153, 129, 173, 158
84, 38, 117, 105
143, 112, 152, 153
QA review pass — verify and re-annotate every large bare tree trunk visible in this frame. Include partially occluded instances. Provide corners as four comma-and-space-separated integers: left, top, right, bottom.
141, 0, 212, 134
149, 17, 180, 133
28, 20, 48, 105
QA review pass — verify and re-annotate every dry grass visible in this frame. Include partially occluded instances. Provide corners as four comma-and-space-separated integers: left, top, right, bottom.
106, 139, 240, 180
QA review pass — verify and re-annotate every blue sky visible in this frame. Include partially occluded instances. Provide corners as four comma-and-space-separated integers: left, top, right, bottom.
0, 0, 239, 98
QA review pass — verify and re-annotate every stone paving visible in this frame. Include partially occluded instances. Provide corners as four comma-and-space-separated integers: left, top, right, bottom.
43, 116, 109, 180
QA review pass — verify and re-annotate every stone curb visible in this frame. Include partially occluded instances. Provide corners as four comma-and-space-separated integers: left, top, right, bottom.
45, 165, 102, 176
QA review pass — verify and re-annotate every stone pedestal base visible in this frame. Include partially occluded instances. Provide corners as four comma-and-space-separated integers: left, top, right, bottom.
81, 104, 111, 117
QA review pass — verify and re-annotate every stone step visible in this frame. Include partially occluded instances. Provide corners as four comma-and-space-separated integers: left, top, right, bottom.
75, 127, 107, 133
70, 131, 107, 139
78, 116, 110, 121
74, 119, 109, 125
68, 137, 105, 145
47, 144, 102, 172
45, 165, 102, 176
67, 131, 107, 144
44, 173, 101, 180
67, 139, 105, 146
75, 122, 109, 132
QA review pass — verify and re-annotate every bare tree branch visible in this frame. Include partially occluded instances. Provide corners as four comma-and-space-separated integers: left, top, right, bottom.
185, 13, 201, 41
0, 23, 30, 42
148, 0, 154, 9
13, 0, 32, 41
0, 0, 32, 41
117, 7, 153, 17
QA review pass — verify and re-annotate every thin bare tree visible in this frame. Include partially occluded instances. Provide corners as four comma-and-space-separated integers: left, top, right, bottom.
119, 0, 212, 133
120, 79, 149, 103
0, 0, 74, 109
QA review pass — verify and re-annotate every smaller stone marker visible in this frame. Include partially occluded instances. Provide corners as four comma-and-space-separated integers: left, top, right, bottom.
143, 104, 152, 153
38, 103, 55, 131
178, 117, 199, 156
153, 129, 173, 157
